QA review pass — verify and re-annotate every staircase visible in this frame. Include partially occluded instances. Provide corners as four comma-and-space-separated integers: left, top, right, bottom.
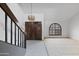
0, 3, 27, 56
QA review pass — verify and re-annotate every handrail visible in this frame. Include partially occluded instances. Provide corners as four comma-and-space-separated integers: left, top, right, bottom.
0, 3, 18, 22
0, 3, 26, 49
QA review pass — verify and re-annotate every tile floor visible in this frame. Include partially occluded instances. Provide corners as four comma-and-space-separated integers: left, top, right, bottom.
25, 40, 47, 56
25, 38, 79, 56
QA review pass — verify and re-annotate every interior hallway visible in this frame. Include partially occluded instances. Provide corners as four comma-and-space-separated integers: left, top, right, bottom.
25, 38, 79, 56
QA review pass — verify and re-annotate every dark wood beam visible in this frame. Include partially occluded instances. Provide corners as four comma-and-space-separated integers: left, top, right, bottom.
0, 3, 18, 22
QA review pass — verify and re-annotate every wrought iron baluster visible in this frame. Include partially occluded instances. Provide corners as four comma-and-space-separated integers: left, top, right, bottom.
18, 28, 19, 46
15, 24, 16, 45
11, 20, 13, 44
5, 14, 7, 43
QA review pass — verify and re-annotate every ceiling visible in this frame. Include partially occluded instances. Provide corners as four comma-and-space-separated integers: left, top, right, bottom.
18, 3, 79, 20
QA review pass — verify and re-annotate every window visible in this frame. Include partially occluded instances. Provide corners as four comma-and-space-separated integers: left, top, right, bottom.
49, 23, 62, 36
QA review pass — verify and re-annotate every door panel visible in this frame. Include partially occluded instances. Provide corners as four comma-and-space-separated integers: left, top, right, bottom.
25, 22, 42, 40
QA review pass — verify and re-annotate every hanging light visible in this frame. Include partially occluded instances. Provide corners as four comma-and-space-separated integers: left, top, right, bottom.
28, 3, 35, 21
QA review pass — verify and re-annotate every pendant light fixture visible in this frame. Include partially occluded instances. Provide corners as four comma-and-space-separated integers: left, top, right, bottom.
28, 3, 35, 21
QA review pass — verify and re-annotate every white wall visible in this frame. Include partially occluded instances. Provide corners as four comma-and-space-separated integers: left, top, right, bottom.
7, 3, 25, 31
24, 13, 69, 39
0, 8, 5, 41
5, 3, 79, 39
19, 3, 79, 38
23, 7, 70, 38
69, 13, 79, 40
44, 18, 69, 38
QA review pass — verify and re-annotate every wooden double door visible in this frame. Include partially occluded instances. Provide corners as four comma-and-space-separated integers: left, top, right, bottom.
25, 22, 42, 40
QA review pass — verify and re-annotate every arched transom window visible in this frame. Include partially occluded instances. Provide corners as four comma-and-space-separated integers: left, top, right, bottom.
49, 23, 62, 36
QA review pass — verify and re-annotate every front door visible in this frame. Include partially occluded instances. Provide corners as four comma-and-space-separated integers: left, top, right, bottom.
25, 22, 42, 40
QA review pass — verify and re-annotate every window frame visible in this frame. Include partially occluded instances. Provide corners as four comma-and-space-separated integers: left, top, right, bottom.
49, 23, 62, 36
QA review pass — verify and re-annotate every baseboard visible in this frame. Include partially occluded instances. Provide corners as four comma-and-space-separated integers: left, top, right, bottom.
44, 37, 70, 39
